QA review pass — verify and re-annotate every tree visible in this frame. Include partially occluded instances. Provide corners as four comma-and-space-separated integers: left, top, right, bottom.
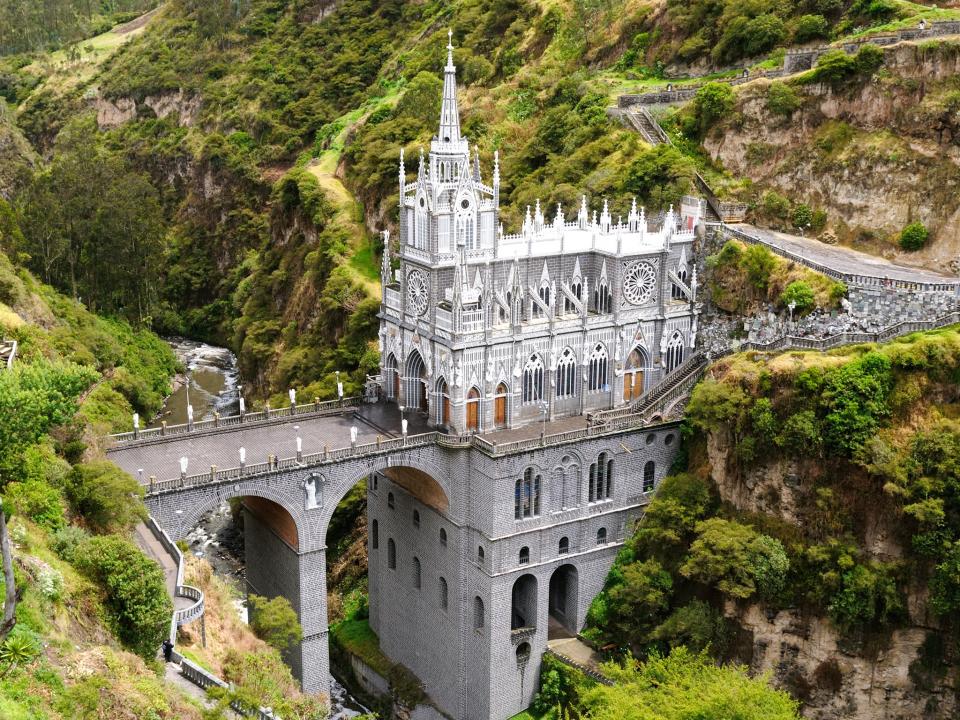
583, 647, 800, 720
605, 559, 673, 646
780, 281, 815, 315
792, 15, 829, 43
249, 594, 302, 652
899, 222, 929, 251
71, 535, 172, 659
66, 462, 146, 534
691, 83, 734, 138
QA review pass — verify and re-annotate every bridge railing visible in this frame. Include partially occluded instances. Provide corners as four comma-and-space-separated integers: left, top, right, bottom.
110, 396, 363, 445
145, 516, 205, 644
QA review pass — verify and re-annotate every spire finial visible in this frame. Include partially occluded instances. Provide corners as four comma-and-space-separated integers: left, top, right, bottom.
447, 29, 454, 65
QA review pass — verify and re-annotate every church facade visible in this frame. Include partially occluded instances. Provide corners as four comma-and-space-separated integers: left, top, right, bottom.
379, 39, 700, 435
365, 36, 698, 720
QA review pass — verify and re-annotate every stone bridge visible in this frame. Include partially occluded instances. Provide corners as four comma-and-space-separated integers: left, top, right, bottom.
107, 391, 689, 715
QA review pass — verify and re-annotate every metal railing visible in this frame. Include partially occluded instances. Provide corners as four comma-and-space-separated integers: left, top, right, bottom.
145, 517, 205, 644
110, 396, 362, 445
179, 660, 277, 720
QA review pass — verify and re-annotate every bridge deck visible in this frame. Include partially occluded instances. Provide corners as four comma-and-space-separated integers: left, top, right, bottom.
732, 224, 955, 286
108, 405, 429, 483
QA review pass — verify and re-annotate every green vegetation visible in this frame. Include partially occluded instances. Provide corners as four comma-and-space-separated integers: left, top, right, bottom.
249, 594, 302, 652
706, 240, 845, 316
0, 1, 159, 55
800, 44, 885, 86
584, 648, 799, 719
65, 462, 146, 534
899, 221, 929, 251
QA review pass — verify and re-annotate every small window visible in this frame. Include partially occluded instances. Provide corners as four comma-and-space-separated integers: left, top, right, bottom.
474, 596, 485, 629
439, 577, 449, 610
373, 475, 379, 490
388, 492, 395, 509
413, 556, 421, 589
372, 519, 379, 550
413, 509, 420, 528
596, 527, 607, 545
519, 546, 530, 565
645, 433, 655, 445
388, 538, 396, 569
643, 461, 655, 493
440, 528, 447, 546
665, 433, 675, 446
516, 641, 531, 664
558, 536, 569, 555
477, 545, 485, 563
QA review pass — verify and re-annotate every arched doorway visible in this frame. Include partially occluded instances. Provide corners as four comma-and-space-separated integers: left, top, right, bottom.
624, 346, 648, 402
494, 382, 508, 428
548, 564, 579, 638
466, 387, 480, 431
511, 574, 538, 632
404, 351, 428, 411
435, 378, 450, 426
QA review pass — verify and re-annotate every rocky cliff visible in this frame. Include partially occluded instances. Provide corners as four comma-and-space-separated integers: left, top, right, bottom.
704, 40, 960, 269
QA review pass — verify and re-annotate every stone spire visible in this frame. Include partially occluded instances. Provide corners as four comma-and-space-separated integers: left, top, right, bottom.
417, 147, 426, 183
578, 195, 588, 229
399, 148, 405, 195
627, 197, 640, 232
438, 30, 461, 145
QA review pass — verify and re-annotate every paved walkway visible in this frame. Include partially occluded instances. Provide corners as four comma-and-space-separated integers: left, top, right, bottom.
132, 523, 192, 611
479, 416, 588, 445
733, 224, 956, 285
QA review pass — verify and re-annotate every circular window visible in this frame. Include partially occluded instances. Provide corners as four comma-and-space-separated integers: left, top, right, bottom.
665, 433, 675, 446
460, 198, 470, 210
418, 197, 425, 208
407, 270, 429, 316
623, 261, 657, 305
645, 433, 655, 445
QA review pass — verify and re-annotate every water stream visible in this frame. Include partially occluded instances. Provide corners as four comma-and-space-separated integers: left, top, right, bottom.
155, 338, 369, 718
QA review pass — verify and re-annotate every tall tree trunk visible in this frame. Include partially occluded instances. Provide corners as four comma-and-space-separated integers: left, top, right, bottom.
0, 501, 16, 644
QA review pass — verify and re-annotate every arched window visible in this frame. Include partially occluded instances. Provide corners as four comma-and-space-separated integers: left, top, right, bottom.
559, 536, 569, 555
466, 386, 480, 432
522, 354, 544, 404
474, 596, 485, 629
388, 539, 396, 569
385, 353, 399, 400
556, 348, 576, 398
515, 467, 541, 520
672, 268, 688, 300
588, 343, 609, 392
643, 460, 656, 492
372, 519, 379, 550
666, 331, 685, 373
404, 351, 427, 410
435, 377, 449, 426
477, 545, 485, 564
413, 509, 420, 528
516, 641, 531, 664
594, 281, 612, 313
413, 556, 422, 589
439, 528, 447, 546
414, 196, 427, 250
588, 452, 613, 502
519, 546, 530, 565
388, 492, 395, 509
538, 283, 551, 310
596, 527, 607, 545
439, 577, 449, 610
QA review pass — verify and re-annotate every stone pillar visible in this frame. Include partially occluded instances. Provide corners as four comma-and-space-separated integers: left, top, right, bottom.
296, 547, 330, 695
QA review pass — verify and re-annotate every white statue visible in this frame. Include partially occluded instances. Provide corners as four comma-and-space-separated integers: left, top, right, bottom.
305, 475, 320, 510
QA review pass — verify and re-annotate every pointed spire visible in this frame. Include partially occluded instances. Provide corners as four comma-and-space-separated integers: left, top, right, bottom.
572, 256, 582, 280
600, 199, 611, 233
438, 30, 461, 145
534, 199, 544, 232
380, 230, 391, 285
554, 202, 564, 229
493, 150, 500, 186
628, 197, 640, 232
522, 205, 533, 237
473, 147, 482, 182
417, 147, 426, 182
399, 148, 405, 186
578, 195, 588, 229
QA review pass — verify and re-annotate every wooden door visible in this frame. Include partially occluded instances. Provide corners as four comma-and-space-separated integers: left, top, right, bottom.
623, 373, 633, 401
393, 372, 399, 400
442, 395, 450, 425
467, 400, 479, 431
495, 395, 506, 427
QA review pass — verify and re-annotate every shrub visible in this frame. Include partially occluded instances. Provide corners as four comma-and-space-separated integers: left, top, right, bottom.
899, 222, 929, 251
691, 82, 735, 138
249, 594, 302, 652
792, 203, 813, 230
827, 562, 903, 628
66, 461, 146, 534
820, 352, 892, 456
650, 600, 726, 653
51, 525, 89, 562
780, 281, 815, 315
5, 480, 66, 530
766, 82, 802, 117
762, 191, 790, 220
72, 535, 172, 659
792, 15, 829, 43
742, 244, 777, 291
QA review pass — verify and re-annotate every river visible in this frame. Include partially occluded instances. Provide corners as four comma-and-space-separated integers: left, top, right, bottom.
155, 338, 370, 719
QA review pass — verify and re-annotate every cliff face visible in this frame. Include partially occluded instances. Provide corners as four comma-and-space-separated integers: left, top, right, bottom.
704, 41, 960, 269
703, 419, 958, 719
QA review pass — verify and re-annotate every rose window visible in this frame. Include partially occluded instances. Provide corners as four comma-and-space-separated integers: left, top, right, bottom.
407, 270, 430, 316
623, 262, 657, 305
